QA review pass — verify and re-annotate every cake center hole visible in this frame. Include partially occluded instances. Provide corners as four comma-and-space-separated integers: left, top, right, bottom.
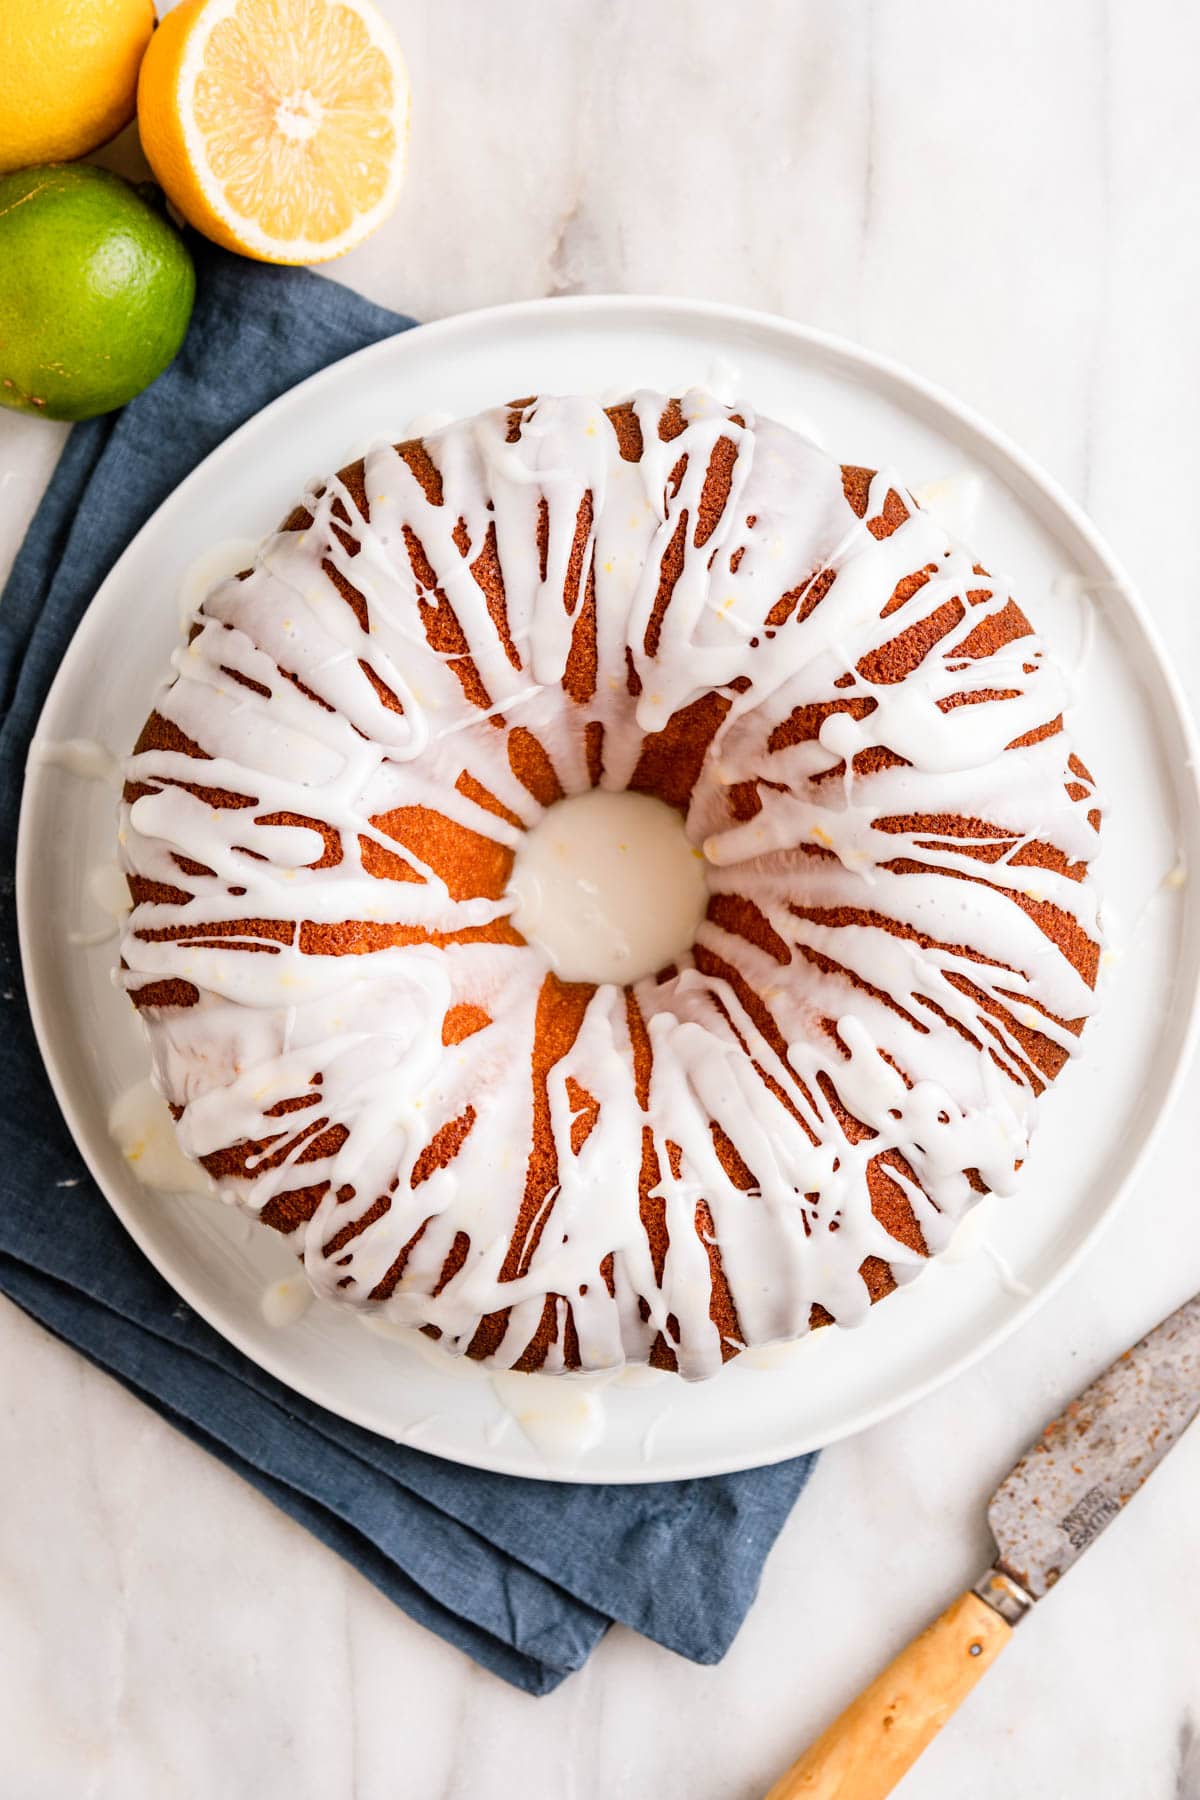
507, 790, 710, 985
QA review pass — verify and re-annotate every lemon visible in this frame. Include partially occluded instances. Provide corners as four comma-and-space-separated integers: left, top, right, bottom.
137, 0, 409, 265
0, 0, 155, 174
0, 165, 195, 421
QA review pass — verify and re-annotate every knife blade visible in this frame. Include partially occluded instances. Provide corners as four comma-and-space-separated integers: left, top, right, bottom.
765, 1290, 1200, 1800
977, 1290, 1200, 1618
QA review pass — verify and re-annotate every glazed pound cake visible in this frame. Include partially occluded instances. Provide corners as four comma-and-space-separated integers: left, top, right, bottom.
118, 390, 1102, 1378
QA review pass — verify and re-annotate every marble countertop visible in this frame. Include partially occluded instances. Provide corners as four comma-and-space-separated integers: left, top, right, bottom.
3, 2, 1199, 1795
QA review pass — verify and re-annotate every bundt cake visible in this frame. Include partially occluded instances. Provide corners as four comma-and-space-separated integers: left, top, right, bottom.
118, 389, 1102, 1379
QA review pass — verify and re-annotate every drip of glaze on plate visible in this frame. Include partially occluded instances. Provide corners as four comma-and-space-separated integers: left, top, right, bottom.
69, 860, 132, 948
260, 1275, 314, 1328
490, 1369, 609, 1462
911, 469, 984, 541
1105, 850, 1189, 970
938, 1192, 1033, 1298
177, 539, 259, 630
31, 737, 119, 784
403, 410, 455, 438
360, 1313, 624, 1463
739, 1335, 825, 1370
1049, 570, 1110, 681
108, 1079, 216, 1196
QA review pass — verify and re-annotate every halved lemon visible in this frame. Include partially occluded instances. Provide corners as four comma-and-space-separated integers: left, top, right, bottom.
137, 0, 410, 265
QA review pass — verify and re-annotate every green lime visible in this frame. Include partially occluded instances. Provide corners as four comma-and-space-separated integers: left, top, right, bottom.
0, 165, 195, 422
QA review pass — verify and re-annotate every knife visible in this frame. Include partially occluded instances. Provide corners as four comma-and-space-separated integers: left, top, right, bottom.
764, 1291, 1200, 1800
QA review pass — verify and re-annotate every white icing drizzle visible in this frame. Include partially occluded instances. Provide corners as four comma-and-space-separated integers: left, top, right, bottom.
118, 390, 1102, 1379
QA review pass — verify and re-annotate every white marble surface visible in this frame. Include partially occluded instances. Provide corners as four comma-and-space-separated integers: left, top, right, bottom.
2, 2, 1199, 1795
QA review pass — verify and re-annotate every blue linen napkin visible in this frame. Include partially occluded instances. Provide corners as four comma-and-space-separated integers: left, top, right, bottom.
0, 241, 817, 1695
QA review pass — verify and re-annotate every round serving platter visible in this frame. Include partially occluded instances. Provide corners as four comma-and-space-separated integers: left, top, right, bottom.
17, 295, 1200, 1480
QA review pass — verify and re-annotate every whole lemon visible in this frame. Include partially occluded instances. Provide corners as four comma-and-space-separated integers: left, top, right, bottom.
0, 165, 195, 421
0, 0, 156, 173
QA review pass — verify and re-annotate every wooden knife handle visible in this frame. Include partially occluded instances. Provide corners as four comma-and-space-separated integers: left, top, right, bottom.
763, 1590, 1011, 1800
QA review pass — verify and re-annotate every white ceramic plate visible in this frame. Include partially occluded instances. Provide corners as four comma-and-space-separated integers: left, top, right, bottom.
17, 297, 1200, 1482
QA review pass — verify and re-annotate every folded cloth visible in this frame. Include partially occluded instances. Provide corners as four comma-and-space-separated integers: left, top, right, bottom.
0, 241, 817, 1695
